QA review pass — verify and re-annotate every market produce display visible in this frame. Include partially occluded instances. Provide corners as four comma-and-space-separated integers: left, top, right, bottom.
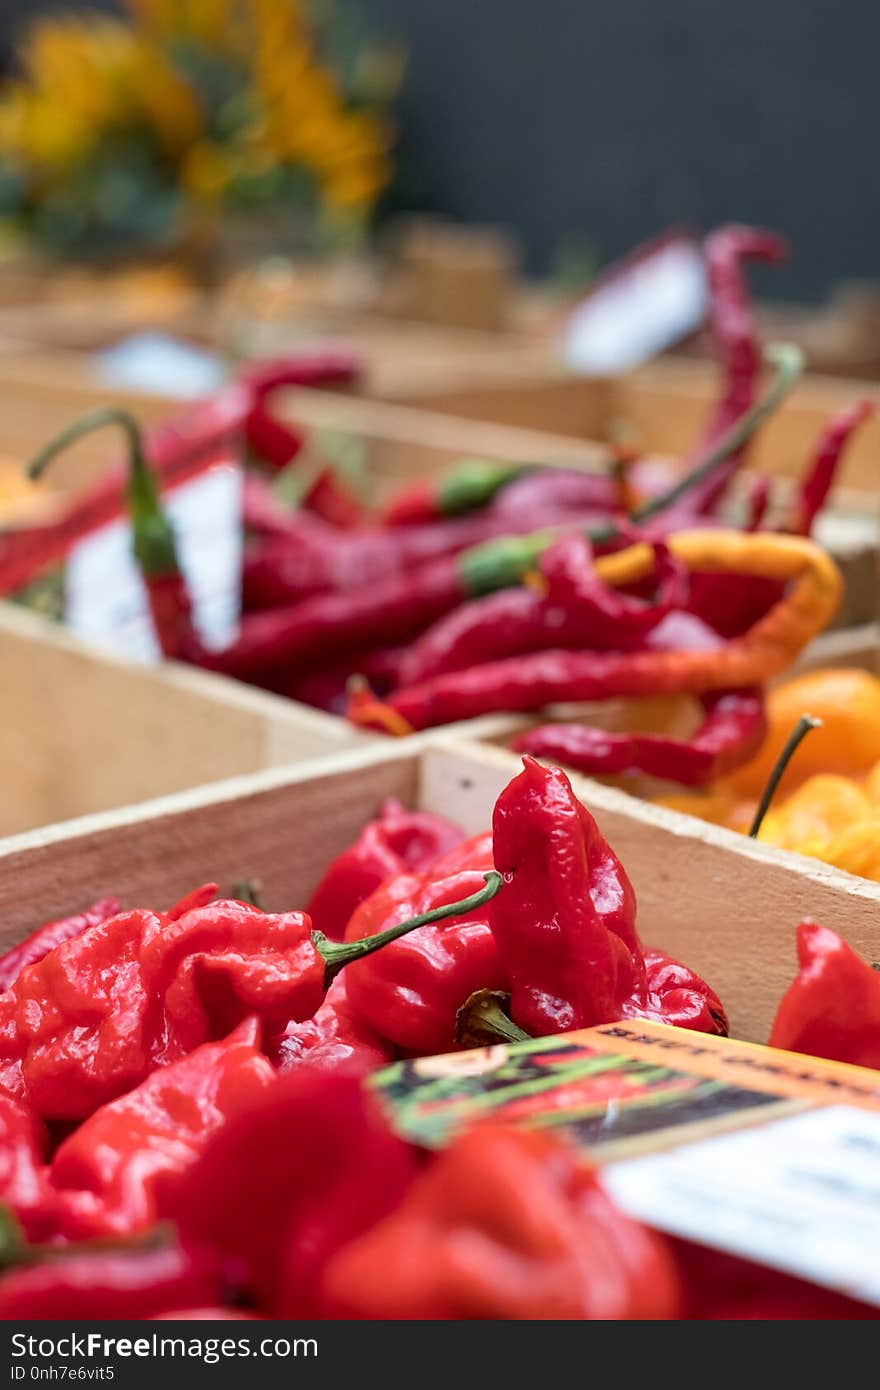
0, 226, 870, 774
0, 757, 874, 1320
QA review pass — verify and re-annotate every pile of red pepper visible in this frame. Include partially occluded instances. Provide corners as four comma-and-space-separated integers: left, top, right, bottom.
0, 756, 875, 1320
5, 225, 871, 789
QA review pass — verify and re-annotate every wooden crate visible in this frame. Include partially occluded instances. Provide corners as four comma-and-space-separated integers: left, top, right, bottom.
0, 602, 362, 838
1, 734, 878, 1046
395, 355, 880, 487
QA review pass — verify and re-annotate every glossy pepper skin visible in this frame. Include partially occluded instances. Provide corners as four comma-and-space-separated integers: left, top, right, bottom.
768, 921, 880, 1068
490, 758, 641, 1033
0, 897, 119, 992
0, 1236, 223, 1321
516, 687, 767, 788
490, 758, 727, 1037
306, 798, 463, 941
342, 834, 507, 1055
321, 1125, 681, 1320
162, 1069, 419, 1317
50, 1018, 276, 1238
275, 977, 393, 1076
0, 895, 324, 1119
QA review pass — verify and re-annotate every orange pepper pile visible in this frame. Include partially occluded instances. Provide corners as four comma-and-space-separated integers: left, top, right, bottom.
658, 667, 880, 881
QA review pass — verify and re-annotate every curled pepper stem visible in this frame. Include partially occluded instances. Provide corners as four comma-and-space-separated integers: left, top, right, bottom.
455, 988, 531, 1047
315, 871, 504, 984
28, 407, 180, 578
748, 713, 823, 838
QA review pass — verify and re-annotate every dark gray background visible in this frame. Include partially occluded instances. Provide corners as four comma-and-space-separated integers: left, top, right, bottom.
5, 1, 878, 301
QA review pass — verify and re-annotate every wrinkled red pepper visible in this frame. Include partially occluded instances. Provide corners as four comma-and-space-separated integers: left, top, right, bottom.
0, 877, 501, 1119
321, 1125, 681, 1320
306, 798, 463, 941
515, 687, 766, 787
275, 977, 393, 1075
768, 921, 880, 1068
343, 834, 508, 1055
50, 1017, 276, 1238
0, 898, 119, 992
490, 758, 726, 1036
162, 1069, 419, 1317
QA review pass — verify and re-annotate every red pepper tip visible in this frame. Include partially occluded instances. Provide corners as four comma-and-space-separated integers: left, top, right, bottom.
346, 679, 414, 738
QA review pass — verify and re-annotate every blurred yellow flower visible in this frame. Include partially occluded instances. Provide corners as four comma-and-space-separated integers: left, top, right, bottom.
0, 0, 396, 251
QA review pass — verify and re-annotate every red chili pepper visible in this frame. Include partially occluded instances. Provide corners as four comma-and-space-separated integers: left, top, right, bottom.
352, 529, 839, 733
675, 224, 787, 518
673, 1239, 876, 1320
784, 399, 875, 536
488, 465, 621, 524
162, 1069, 420, 1316
275, 977, 393, 1075
320, 1124, 682, 1320
0, 878, 501, 1119
343, 834, 508, 1055
274, 645, 405, 714
0, 1094, 52, 1242
49, 1017, 275, 1239
489, 758, 726, 1037
0, 1231, 223, 1321
398, 534, 688, 688
0, 898, 119, 992
307, 798, 464, 941
768, 921, 880, 1068
3, 354, 358, 599
29, 408, 202, 662
382, 460, 533, 527
240, 511, 557, 611
515, 687, 766, 788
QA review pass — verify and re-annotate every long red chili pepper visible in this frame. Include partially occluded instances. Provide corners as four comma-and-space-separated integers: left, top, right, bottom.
784, 399, 875, 536
398, 533, 688, 688
515, 687, 767, 787
350, 529, 841, 733
677, 224, 787, 517
29, 409, 202, 662
2, 353, 359, 598
381, 460, 533, 526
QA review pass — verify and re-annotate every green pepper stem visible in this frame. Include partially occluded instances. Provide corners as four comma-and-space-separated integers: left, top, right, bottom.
316, 870, 503, 984
28, 407, 180, 579
455, 988, 531, 1047
440, 460, 533, 517
458, 342, 803, 593
748, 714, 823, 839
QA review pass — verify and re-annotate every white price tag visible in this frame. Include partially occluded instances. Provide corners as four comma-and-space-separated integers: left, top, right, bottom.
604, 1105, 880, 1305
64, 461, 243, 663
564, 236, 707, 375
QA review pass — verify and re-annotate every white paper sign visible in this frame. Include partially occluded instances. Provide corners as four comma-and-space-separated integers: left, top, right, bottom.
96, 333, 227, 399
605, 1105, 880, 1305
564, 237, 707, 375
64, 461, 243, 663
